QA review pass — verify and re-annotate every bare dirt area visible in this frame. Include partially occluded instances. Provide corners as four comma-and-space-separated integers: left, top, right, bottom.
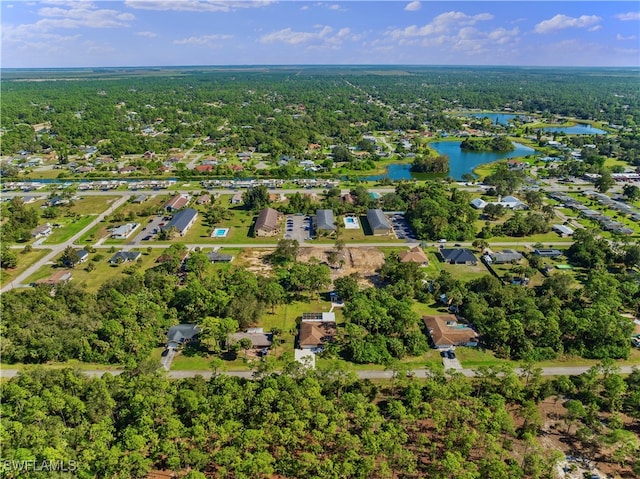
237, 247, 386, 285
535, 398, 637, 479
296, 246, 386, 284
237, 249, 274, 275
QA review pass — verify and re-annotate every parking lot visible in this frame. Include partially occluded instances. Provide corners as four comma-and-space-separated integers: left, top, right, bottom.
388, 214, 416, 241
284, 214, 313, 243
128, 215, 166, 244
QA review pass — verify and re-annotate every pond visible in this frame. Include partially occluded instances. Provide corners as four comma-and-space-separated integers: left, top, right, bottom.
543, 124, 607, 135
361, 141, 537, 181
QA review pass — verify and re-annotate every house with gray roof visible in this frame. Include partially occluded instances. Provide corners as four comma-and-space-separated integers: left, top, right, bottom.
161, 208, 198, 237
438, 248, 477, 265
167, 324, 200, 350
490, 249, 523, 264
109, 251, 142, 265
366, 209, 392, 235
315, 209, 336, 232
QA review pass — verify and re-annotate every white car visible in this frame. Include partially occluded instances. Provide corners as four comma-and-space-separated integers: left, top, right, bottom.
438, 239, 447, 243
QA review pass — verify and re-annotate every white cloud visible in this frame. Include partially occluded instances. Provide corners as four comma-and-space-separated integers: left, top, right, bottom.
615, 12, 640, 21
617, 33, 637, 41
386, 11, 493, 40
260, 25, 360, 48
124, 0, 272, 13
534, 14, 601, 34
35, 5, 135, 29
174, 33, 233, 45
2, 1, 134, 56
404, 1, 421, 12
136, 31, 157, 38
300, 5, 309, 11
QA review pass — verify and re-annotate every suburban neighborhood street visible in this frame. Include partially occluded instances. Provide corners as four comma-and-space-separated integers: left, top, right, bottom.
0, 195, 129, 293
1, 365, 636, 380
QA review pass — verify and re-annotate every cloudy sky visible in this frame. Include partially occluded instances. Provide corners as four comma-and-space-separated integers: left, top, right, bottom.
2, 1, 639, 68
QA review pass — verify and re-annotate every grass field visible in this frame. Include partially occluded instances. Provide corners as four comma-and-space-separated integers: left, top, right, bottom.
69, 196, 120, 215
0, 248, 52, 287
42, 215, 96, 244
24, 248, 160, 292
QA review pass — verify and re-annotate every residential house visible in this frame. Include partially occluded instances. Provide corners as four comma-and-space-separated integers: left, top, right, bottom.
398, 246, 429, 266
195, 164, 213, 173
143, 151, 156, 159
254, 208, 281, 237
109, 251, 142, 265
534, 248, 563, 258
438, 248, 478, 265
207, 251, 234, 263
552, 224, 574, 237
164, 194, 190, 212
196, 194, 212, 205
422, 314, 479, 349
315, 209, 336, 233
228, 329, 273, 351
76, 249, 89, 264
31, 223, 52, 239
118, 166, 137, 174
230, 192, 243, 205
166, 324, 200, 350
132, 194, 148, 204
488, 249, 523, 264
35, 270, 73, 286
366, 209, 392, 235
341, 193, 355, 205
470, 198, 488, 209
298, 312, 337, 350
162, 208, 198, 237
110, 223, 139, 239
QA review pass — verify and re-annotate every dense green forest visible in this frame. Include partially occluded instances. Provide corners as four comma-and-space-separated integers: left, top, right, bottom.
1, 363, 638, 478
2, 67, 638, 159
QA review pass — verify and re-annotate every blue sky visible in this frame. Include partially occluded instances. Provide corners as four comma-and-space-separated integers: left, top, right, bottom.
2, 1, 639, 67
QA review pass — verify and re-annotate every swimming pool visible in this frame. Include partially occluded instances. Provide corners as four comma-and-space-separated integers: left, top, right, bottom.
344, 216, 359, 229
211, 228, 230, 238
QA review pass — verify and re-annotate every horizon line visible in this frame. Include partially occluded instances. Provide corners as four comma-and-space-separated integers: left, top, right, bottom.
2, 64, 639, 70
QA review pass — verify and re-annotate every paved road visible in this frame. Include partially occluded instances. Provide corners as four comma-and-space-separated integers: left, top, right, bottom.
0, 195, 129, 293
2, 365, 637, 380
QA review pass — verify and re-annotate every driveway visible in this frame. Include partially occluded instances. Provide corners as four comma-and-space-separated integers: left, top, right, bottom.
440, 349, 464, 371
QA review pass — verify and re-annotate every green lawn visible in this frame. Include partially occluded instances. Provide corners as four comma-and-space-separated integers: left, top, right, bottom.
455, 348, 513, 368
69, 196, 119, 216
43, 215, 96, 244
0, 360, 124, 371
0, 248, 52, 287
25, 248, 161, 292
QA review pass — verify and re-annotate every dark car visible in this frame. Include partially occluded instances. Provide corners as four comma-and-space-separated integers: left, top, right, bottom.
142, 235, 152, 241
447, 351, 456, 359
440, 351, 447, 358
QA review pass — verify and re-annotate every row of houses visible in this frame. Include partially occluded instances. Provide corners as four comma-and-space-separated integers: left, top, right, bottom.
549, 192, 636, 235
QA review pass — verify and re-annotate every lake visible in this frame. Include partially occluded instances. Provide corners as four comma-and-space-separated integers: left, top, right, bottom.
543, 124, 607, 135
362, 141, 536, 181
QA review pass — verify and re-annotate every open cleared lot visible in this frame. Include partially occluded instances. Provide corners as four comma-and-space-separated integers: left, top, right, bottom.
0, 248, 52, 287
42, 215, 96, 244
24, 248, 159, 292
